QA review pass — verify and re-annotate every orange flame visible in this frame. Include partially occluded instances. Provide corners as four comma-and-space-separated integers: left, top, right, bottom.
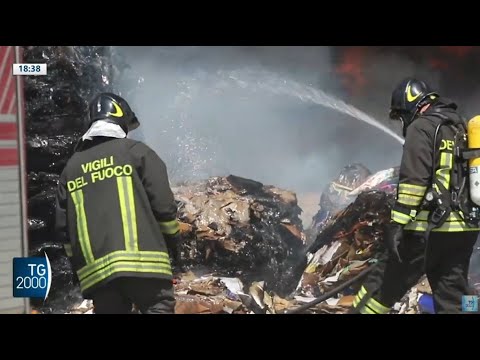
439, 46, 475, 58
428, 57, 449, 70
335, 47, 369, 96
336, 46, 479, 96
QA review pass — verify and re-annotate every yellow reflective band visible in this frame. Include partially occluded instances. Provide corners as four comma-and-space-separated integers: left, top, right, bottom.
391, 210, 412, 225
117, 176, 139, 252
404, 211, 480, 231
436, 152, 453, 191
404, 220, 480, 232
159, 219, 180, 235
414, 211, 465, 222
360, 306, 376, 314
77, 250, 171, 280
80, 262, 172, 292
126, 176, 138, 251
353, 286, 368, 307
64, 244, 73, 257
398, 183, 427, 196
365, 298, 390, 314
71, 190, 94, 264
353, 294, 363, 307
397, 193, 423, 207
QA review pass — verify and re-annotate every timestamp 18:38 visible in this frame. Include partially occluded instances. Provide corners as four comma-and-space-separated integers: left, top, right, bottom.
12, 63, 47, 76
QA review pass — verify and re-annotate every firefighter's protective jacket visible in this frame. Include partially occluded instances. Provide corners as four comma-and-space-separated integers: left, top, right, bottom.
55, 137, 180, 296
391, 98, 480, 232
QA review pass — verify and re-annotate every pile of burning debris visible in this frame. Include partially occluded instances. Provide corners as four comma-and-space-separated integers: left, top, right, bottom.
173, 175, 305, 291
162, 164, 440, 315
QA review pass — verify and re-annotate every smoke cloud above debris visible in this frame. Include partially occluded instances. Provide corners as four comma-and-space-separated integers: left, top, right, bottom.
114, 46, 475, 192
335, 46, 480, 124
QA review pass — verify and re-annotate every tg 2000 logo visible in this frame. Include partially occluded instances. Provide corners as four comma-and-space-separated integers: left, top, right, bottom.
13, 254, 52, 299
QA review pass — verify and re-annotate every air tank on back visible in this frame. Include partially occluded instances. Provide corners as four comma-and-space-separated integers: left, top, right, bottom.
468, 115, 480, 206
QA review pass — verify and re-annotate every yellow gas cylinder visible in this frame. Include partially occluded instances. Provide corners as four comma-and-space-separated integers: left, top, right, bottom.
468, 115, 480, 206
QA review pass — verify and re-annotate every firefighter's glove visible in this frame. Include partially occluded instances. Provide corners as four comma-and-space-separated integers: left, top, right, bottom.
383, 222, 404, 263
164, 232, 183, 269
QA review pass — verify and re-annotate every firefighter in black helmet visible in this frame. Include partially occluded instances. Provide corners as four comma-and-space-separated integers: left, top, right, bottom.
390, 78, 438, 137
89, 92, 140, 133
55, 93, 182, 314
350, 78, 480, 314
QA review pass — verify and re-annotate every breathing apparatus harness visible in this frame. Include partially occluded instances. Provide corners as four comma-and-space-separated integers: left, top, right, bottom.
422, 111, 480, 241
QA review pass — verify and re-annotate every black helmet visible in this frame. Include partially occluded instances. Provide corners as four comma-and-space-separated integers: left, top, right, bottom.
389, 78, 438, 137
88, 93, 140, 134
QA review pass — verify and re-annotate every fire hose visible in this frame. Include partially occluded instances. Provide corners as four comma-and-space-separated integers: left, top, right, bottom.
284, 262, 380, 314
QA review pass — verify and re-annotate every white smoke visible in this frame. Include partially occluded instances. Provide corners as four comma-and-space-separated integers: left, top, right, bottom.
115, 46, 403, 192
